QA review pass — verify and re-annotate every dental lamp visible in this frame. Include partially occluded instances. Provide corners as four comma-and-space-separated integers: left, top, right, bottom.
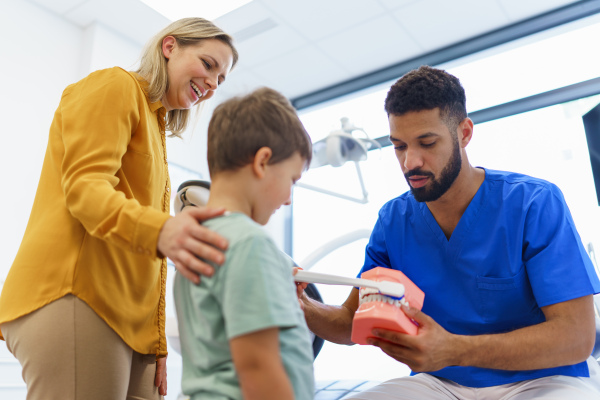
297, 118, 381, 204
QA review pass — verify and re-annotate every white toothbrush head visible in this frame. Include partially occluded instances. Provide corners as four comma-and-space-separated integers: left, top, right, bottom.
373, 280, 405, 299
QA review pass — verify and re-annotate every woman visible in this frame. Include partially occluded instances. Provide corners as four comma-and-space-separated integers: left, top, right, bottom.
0, 17, 238, 399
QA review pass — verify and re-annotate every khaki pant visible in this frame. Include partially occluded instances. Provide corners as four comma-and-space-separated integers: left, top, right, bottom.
1, 295, 163, 400
345, 357, 600, 400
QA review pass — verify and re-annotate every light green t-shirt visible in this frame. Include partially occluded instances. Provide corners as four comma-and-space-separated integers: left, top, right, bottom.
173, 212, 315, 400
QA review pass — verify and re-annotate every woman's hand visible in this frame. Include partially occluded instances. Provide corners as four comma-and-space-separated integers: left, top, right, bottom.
155, 356, 167, 396
158, 206, 229, 284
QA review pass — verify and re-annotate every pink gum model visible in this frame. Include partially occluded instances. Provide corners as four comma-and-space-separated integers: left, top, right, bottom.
351, 267, 425, 345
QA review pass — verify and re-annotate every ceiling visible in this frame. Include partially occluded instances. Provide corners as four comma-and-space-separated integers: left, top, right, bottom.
29, 0, 581, 103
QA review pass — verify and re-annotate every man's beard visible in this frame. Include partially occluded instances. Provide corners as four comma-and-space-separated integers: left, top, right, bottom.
405, 136, 462, 203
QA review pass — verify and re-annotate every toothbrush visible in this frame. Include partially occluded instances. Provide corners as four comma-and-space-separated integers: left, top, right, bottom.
294, 270, 405, 300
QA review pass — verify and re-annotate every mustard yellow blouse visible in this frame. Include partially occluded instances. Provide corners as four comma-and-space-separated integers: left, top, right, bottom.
0, 67, 172, 358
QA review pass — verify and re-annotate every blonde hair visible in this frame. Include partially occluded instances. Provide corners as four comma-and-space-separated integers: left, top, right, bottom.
136, 18, 238, 137
208, 87, 312, 176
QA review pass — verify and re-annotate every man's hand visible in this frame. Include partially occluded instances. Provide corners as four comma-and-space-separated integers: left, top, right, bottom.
155, 357, 167, 396
157, 206, 229, 284
367, 304, 457, 372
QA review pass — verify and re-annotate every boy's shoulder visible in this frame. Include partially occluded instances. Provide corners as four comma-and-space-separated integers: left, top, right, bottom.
202, 213, 296, 304
204, 213, 287, 270
203, 212, 270, 244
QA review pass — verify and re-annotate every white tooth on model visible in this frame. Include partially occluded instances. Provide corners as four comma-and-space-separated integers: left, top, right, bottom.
359, 286, 409, 308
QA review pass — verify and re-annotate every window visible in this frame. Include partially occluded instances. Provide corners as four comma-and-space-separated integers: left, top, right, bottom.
294, 12, 600, 382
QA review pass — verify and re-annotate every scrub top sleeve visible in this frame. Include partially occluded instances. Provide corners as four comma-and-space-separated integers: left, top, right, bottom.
222, 235, 299, 340
359, 215, 391, 278
523, 185, 600, 307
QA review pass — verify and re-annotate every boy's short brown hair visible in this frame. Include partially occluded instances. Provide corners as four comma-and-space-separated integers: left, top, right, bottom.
207, 87, 312, 176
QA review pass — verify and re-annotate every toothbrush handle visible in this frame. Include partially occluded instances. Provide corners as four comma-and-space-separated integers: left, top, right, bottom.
294, 270, 375, 290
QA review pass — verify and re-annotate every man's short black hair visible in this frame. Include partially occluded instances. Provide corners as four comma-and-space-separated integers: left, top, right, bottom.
384, 65, 467, 131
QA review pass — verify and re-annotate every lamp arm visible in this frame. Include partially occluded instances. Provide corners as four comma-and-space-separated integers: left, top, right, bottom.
354, 162, 368, 199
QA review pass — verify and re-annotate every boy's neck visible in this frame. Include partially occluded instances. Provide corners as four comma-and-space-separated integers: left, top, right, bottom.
206, 170, 253, 219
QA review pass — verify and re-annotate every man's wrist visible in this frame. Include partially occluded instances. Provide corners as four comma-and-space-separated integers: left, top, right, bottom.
449, 334, 472, 367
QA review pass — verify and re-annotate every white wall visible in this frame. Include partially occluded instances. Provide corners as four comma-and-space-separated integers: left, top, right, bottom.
79, 21, 142, 76
0, 0, 83, 281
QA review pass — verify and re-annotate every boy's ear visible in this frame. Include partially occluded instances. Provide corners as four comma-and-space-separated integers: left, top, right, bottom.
252, 147, 273, 178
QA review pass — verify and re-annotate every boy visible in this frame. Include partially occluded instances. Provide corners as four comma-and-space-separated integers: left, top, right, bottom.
173, 87, 315, 400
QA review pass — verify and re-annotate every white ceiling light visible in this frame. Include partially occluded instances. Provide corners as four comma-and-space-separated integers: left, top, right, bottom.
140, 0, 253, 21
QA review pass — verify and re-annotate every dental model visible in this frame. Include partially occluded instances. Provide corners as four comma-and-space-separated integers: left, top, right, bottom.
293, 267, 424, 345
351, 267, 424, 344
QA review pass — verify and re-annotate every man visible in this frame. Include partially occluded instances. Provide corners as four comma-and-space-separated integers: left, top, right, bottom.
303, 66, 600, 399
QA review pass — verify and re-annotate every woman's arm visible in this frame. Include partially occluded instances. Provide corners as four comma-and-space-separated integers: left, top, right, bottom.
230, 327, 294, 400
59, 69, 180, 263
59, 69, 228, 279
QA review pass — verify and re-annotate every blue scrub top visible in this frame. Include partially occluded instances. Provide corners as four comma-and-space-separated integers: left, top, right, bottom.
360, 168, 600, 387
